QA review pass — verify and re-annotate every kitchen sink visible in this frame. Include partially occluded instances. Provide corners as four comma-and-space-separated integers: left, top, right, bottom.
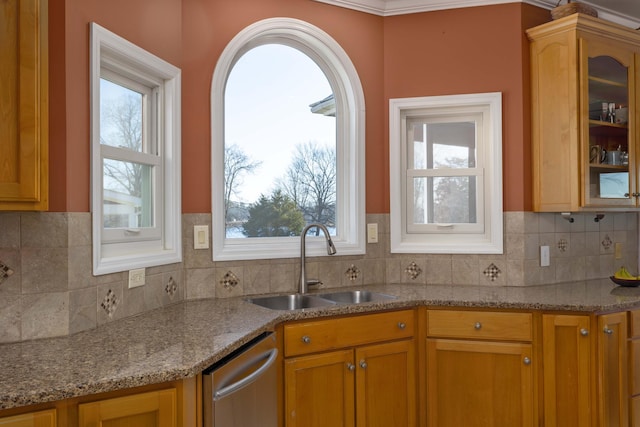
318, 290, 397, 304
246, 294, 336, 311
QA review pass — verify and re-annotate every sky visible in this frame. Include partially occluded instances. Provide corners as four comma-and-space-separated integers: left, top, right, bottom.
224, 43, 336, 203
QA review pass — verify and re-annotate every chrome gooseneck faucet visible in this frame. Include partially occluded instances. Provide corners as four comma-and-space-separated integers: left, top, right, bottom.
299, 223, 337, 294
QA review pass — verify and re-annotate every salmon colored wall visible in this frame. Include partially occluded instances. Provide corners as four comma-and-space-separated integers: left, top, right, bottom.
383, 3, 549, 212
48, 0, 182, 212
48, 0, 550, 214
180, 0, 384, 213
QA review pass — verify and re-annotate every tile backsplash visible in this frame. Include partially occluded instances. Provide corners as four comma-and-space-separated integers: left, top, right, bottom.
0, 211, 637, 343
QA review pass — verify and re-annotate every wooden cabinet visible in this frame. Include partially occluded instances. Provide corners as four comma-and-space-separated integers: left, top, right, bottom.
598, 312, 628, 427
0, 0, 48, 210
283, 310, 417, 427
78, 388, 177, 427
425, 309, 536, 427
0, 410, 56, 427
542, 312, 628, 427
629, 310, 640, 426
527, 14, 640, 211
542, 314, 592, 426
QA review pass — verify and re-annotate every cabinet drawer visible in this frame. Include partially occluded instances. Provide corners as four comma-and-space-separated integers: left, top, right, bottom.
284, 309, 415, 357
427, 309, 532, 341
630, 310, 640, 338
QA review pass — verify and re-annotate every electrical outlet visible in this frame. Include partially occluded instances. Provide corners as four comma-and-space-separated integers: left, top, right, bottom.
540, 246, 550, 267
128, 268, 146, 288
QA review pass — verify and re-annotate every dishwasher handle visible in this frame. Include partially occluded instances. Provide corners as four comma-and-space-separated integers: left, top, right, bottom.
213, 348, 278, 400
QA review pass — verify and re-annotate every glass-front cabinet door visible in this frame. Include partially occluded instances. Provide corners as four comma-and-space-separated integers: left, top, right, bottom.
581, 38, 636, 207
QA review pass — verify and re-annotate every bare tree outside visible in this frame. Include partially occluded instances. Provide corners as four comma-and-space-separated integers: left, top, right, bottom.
101, 91, 143, 197
279, 142, 336, 234
224, 144, 262, 230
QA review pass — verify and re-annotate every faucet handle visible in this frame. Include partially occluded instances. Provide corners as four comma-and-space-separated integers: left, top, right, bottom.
306, 279, 323, 287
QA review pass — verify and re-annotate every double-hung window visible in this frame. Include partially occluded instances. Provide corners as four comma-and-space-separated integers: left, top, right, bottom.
390, 92, 503, 254
90, 23, 181, 275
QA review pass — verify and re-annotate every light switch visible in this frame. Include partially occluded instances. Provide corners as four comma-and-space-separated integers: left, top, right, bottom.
128, 268, 146, 288
194, 225, 209, 249
367, 223, 378, 243
615, 242, 623, 259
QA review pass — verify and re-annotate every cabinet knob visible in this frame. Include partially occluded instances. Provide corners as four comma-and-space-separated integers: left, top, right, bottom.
301, 335, 311, 344
398, 322, 406, 330
474, 322, 482, 330
523, 357, 531, 366
359, 360, 367, 369
603, 327, 614, 335
347, 363, 355, 371
580, 328, 589, 337
625, 193, 630, 197
634, 193, 640, 198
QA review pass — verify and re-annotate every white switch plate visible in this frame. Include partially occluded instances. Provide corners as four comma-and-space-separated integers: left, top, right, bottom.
615, 242, 623, 259
128, 268, 146, 288
367, 223, 378, 243
194, 225, 209, 249
540, 246, 550, 267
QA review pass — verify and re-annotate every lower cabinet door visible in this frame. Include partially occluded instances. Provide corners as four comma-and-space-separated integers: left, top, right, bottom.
285, 349, 355, 427
426, 338, 535, 427
542, 314, 592, 427
355, 339, 416, 427
78, 388, 177, 427
0, 410, 56, 427
597, 312, 628, 427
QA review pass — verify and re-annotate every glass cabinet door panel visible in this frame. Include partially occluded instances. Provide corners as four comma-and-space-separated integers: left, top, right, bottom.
581, 39, 636, 207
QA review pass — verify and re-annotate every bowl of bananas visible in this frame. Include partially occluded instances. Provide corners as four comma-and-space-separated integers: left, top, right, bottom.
611, 266, 640, 287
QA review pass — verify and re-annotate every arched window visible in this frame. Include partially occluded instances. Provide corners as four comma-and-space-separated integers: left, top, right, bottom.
211, 18, 365, 261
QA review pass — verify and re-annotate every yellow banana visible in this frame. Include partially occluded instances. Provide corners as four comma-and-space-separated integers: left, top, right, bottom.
615, 266, 637, 280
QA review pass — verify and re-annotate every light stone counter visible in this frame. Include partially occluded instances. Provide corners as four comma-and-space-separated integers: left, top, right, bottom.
2, 279, 640, 410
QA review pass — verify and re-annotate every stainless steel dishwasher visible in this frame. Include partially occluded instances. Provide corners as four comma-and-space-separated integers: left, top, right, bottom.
203, 332, 278, 427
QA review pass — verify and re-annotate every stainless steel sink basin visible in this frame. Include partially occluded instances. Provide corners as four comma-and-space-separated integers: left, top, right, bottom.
246, 294, 336, 311
318, 290, 396, 304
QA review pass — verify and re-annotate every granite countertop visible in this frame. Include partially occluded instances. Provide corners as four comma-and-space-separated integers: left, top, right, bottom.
2, 279, 640, 410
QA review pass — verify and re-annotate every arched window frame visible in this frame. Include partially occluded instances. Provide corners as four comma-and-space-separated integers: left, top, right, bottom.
211, 18, 366, 261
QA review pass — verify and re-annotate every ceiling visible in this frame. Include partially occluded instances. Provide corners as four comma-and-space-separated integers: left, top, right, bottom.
313, 0, 640, 28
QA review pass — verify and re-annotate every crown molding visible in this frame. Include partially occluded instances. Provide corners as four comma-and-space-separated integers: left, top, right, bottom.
312, 0, 640, 28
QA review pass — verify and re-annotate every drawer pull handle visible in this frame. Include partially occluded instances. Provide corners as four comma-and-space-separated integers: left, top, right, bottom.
398, 322, 406, 330
523, 357, 531, 366
603, 327, 614, 335
302, 335, 311, 344
360, 360, 367, 369
580, 328, 589, 337
474, 322, 482, 330
347, 363, 355, 371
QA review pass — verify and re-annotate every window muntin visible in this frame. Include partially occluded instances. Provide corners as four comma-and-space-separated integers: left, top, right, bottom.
390, 93, 502, 254
211, 18, 365, 261
91, 22, 181, 275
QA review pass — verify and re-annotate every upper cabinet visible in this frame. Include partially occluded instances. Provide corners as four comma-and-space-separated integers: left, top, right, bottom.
0, 0, 48, 211
528, 14, 640, 212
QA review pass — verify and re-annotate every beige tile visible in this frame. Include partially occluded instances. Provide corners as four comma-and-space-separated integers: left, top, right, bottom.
425, 255, 451, 285
452, 255, 479, 286
21, 292, 69, 340
0, 248, 21, 295
69, 287, 97, 334
360, 259, 385, 285
504, 211, 524, 235
505, 233, 525, 260
21, 212, 68, 248
68, 245, 92, 290
0, 213, 21, 248
506, 259, 525, 286
21, 247, 69, 293
68, 213, 91, 247
269, 263, 296, 294
244, 263, 271, 295
185, 268, 216, 300
122, 282, 147, 317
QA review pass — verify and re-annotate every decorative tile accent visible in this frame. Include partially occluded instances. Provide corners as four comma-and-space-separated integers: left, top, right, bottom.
165, 276, 177, 298
345, 264, 360, 282
220, 271, 239, 290
557, 238, 568, 252
404, 262, 422, 280
100, 289, 118, 318
602, 234, 613, 250
483, 263, 501, 281
0, 261, 14, 285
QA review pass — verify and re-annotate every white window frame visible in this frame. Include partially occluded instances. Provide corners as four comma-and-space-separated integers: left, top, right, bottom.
389, 92, 503, 254
211, 18, 366, 261
90, 22, 182, 275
